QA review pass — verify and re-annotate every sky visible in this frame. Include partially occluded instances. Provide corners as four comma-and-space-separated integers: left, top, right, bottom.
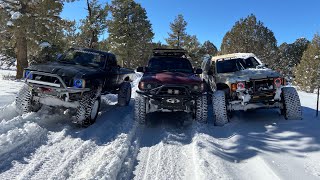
61, 0, 320, 49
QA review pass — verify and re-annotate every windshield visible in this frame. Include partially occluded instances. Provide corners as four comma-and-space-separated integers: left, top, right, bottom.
58, 49, 104, 67
148, 57, 193, 73
216, 57, 260, 73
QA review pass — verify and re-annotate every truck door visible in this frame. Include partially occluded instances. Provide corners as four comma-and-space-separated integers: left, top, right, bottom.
103, 55, 119, 91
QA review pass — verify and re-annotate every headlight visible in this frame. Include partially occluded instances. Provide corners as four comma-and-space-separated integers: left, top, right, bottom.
24, 70, 33, 79
274, 78, 282, 88
237, 82, 245, 90
73, 79, 85, 88
138, 82, 156, 90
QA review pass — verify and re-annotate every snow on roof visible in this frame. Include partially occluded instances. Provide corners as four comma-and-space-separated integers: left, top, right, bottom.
211, 53, 256, 61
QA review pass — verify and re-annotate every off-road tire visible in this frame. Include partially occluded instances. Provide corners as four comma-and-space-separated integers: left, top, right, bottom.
212, 90, 229, 126
195, 95, 208, 123
281, 87, 302, 120
76, 91, 101, 127
15, 84, 41, 114
134, 95, 147, 124
118, 82, 131, 106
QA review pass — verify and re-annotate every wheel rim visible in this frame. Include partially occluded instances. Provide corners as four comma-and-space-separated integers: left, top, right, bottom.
90, 100, 99, 120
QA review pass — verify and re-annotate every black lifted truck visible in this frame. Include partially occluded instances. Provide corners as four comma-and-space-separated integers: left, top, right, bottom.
16, 48, 135, 127
134, 49, 208, 125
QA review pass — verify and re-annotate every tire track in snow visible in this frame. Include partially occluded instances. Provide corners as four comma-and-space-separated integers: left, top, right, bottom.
129, 114, 198, 180
0, 101, 137, 180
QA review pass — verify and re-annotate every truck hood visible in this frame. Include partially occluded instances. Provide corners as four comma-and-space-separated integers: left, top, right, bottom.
141, 72, 202, 84
26, 62, 104, 79
218, 68, 280, 83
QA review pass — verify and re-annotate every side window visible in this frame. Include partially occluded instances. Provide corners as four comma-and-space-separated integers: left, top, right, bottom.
106, 55, 117, 68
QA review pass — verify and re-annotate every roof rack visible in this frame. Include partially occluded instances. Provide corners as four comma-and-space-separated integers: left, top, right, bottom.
152, 48, 187, 57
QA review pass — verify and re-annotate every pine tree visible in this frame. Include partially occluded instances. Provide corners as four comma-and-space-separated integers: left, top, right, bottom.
166, 14, 188, 48
198, 40, 218, 57
278, 38, 309, 79
184, 35, 201, 66
0, 0, 67, 78
108, 0, 154, 68
220, 14, 278, 67
294, 34, 320, 92
77, 0, 108, 49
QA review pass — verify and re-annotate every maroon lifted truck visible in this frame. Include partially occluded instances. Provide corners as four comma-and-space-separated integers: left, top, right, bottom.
135, 49, 208, 125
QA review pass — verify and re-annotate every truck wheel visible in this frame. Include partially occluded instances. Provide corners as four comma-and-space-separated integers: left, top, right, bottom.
134, 95, 146, 124
15, 84, 41, 114
195, 95, 208, 123
76, 91, 101, 127
118, 82, 131, 106
281, 87, 302, 120
212, 90, 229, 126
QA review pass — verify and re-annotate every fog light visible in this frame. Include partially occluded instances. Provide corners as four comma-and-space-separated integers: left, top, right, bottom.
237, 82, 245, 90
174, 90, 179, 94
168, 89, 173, 94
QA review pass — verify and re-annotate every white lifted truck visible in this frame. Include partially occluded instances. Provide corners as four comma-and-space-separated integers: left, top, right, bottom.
201, 53, 302, 126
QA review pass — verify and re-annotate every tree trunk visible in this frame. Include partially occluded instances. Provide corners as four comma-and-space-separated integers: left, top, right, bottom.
15, 28, 28, 79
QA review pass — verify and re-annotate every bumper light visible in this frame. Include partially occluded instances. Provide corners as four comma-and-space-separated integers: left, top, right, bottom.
274, 78, 282, 88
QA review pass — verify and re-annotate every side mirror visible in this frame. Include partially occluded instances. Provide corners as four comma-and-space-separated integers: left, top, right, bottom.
137, 66, 145, 72
195, 68, 203, 74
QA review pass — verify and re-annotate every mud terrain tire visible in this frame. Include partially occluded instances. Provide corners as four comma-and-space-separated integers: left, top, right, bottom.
282, 87, 302, 120
134, 95, 147, 124
15, 84, 41, 114
212, 90, 229, 126
76, 91, 101, 127
195, 95, 208, 123
118, 82, 131, 106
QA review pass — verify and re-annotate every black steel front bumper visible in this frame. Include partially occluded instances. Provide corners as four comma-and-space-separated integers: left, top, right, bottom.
136, 85, 205, 111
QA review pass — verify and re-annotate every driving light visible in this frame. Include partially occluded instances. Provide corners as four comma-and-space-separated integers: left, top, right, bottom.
274, 78, 282, 88
193, 85, 199, 90
73, 79, 85, 88
237, 82, 245, 90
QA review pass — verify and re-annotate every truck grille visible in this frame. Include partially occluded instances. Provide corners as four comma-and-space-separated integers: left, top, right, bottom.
247, 78, 275, 93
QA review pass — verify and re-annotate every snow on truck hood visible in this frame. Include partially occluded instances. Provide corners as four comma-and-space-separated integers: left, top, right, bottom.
141, 72, 202, 84
218, 68, 281, 83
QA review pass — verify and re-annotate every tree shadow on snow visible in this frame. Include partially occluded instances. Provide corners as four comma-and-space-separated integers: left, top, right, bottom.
199, 106, 320, 163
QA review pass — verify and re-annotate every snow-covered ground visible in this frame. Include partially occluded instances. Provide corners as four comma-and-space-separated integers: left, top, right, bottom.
0, 70, 320, 180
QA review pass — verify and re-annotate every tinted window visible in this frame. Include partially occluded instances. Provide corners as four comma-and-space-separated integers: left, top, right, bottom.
148, 57, 193, 73
216, 57, 260, 73
59, 50, 104, 67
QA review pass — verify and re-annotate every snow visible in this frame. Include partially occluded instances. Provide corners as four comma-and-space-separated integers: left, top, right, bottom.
10, 11, 22, 20
0, 70, 320, 179
39, 42, 51, 48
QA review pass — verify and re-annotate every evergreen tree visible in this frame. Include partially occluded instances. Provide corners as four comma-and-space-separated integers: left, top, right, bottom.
278, 38, 309, 79
184, 35, 201, 66
0, 0, 67, 78
220, 14, 278, 67
77, 0, 108, 49
166, 14, 188, 48
294, 34, 320, 92
108, 0, 154, 68
199, 40, 218, 56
